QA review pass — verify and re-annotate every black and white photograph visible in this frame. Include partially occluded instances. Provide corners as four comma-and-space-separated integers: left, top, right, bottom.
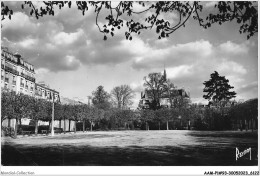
0, 1, 258, 175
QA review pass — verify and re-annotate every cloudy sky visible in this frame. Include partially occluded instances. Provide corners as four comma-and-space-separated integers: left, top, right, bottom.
1, 1, 258, 107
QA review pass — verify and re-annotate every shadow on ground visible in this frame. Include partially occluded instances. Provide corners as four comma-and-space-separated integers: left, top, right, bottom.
1, 131, 258, 166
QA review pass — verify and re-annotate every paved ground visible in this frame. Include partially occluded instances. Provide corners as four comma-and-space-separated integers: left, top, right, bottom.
1, 130, 258, 166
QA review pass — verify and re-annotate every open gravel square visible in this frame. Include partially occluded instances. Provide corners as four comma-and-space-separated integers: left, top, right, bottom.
1, 130, 258, 166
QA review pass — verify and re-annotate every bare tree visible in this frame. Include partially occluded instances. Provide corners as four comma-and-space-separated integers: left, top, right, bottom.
111, 85, 135, 109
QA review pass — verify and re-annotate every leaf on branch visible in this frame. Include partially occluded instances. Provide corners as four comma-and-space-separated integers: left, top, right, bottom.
30, 9, 34, 16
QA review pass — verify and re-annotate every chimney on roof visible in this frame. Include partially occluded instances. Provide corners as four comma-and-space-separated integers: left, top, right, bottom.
14, 52, 22, 59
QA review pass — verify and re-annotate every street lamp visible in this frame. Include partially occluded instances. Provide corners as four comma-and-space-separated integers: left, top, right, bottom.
51, 92, 54, 136
178, 115, 182, 129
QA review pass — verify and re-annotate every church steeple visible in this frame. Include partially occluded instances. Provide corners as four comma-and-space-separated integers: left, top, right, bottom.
163, 63, 167, 80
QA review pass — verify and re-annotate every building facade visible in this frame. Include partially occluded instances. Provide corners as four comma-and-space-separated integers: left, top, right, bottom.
35, 82, 60, 102
1, 47, 60, 103
1, 47, 36, 96
1, 47, 61, 128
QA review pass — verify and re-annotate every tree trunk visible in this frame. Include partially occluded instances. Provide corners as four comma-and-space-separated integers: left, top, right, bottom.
74, 120, 77, 133
132, 122, 134, 130
240, 120, 242, 131
166, 121, 169, 130
245, 119, 248, 131
68, 119, 71, 132
14, 118, 18, 139
188, 120, 191, 130
90, 121, 93, 131
248, 120, 250, 131
19, 119, 22, 125
48, 120, 52, 131
8, 118, 11, 127
159, 122, 160, 130
35, 120, 38, 135
59, 119, 62, 128
83, 120, 85, 132
146, 122, 149, 131
251, 119, 254, 132
63, 118, 66, 134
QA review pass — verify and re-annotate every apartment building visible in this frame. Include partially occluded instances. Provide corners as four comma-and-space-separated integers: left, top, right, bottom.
35, 82, 60, 103
1, 47, 60, 103
1, 47, 35, 96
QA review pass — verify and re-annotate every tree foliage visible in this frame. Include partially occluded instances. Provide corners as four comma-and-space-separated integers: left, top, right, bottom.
1, 88, 257, 133
92, 85, 111, 110
203, 71, 236, 107
143, 72, 168, 110
1, 1, 257, 40
111, 84, 135, 109
1, 90, 14, 122
228, 98, 258, 121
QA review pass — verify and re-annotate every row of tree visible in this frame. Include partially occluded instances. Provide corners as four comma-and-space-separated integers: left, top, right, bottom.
91, 85, 135, 110
2, 70, 258, 138
3, 88, 257, 138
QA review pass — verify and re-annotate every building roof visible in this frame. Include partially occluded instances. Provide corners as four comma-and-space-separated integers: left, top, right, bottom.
60, 96, 84, 105
1, 47, 35, 73
35, 83, 59, 94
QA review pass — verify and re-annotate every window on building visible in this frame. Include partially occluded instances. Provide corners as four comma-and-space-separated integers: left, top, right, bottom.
12, 76, 16, 85
1, 70, 4, 80
5, 76, 9, 83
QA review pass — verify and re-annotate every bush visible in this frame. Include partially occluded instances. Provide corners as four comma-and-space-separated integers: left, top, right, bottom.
1, 126, 15, 137
194, 118, 209, 130
38, 125, 49, 133
76, 122, 83, 131
17, 125, 35, 134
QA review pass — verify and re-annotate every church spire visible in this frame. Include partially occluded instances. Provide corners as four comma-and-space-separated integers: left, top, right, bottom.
163, 63, 167, 80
